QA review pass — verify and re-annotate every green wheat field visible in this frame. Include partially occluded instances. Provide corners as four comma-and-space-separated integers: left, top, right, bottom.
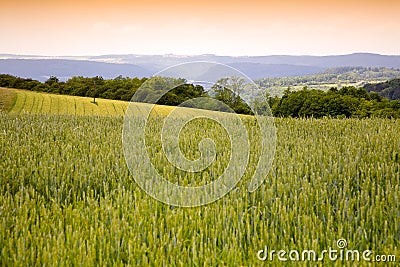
0, 88, 399, 265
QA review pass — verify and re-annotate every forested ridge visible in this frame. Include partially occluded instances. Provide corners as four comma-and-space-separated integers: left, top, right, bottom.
268, 86, 400, 118
364, 78, 400, 100
257, 66, 400, 88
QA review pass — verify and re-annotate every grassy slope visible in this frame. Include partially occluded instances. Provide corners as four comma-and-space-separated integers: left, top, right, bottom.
3, 88, 130, 116
1, 87, 246, 118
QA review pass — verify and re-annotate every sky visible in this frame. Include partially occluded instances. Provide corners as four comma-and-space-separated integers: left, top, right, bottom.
0, 0, 399, 56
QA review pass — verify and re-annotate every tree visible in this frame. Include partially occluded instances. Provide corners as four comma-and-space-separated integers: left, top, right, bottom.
90, 76, 104, 104
211, 77, 253, 114
45, 76, 59, 86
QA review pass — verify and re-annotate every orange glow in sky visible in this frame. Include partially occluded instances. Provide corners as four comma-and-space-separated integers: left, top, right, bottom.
0, 0, 399, 55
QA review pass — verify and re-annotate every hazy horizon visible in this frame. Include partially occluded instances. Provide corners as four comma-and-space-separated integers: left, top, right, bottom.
1, 0, 399, 57
1, 52, 399, 58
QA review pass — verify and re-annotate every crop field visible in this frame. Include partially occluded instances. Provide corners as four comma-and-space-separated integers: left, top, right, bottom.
1, 88, 129, 116
0, 88, 17, 112
265, 83, 363, 97
0, 89, 399, 265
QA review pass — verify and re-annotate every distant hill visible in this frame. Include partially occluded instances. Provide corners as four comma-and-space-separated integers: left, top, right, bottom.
0, 53, 399, 81
225, 63, 324, 78
0, 59, 152, 82
256, 66, 400, 98
88, 53, 400, 69
257, 66, 400, 87
364, 78, 400, 100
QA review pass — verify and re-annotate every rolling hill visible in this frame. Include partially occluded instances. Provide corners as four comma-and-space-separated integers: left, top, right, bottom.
1, 87, 129, 116
0, 87, 209, 117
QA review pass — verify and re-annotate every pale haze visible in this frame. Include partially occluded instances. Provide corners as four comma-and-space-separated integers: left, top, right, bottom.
1, 0, 399, 56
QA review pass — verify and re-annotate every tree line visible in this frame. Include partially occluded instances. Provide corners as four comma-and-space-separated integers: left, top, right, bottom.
1, 74, 399, 118
0, 74, 147, 101
0, 74, 251, 115
268, 86, 400, 118
364, 78, 400, 100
